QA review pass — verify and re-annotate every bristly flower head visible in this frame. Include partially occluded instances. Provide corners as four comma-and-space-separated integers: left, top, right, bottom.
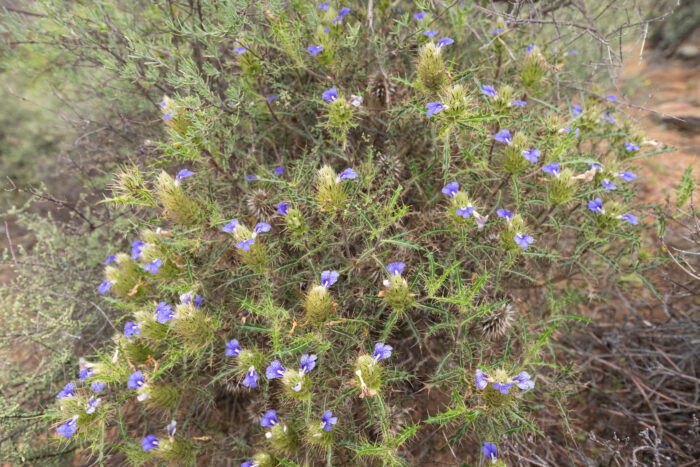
131, 240, 145, 259
514, 233, 534, 250
261, 409, 278, 427
338, 168, 359, 180
143, 258, 163, 274
277, 202, 289, 215
425, 102, 446, 117
321, 410, 338, 431
320, 270, 339, 288
105, 255, 116, 264
372, 342, 392, 362
265, 360, 286, 379
510, 100, 527, 108
386, 262, 405, 276
441, 181, 459, 198
124, 322, 140, 339
322, 87, 337, 102
274, 165, 284, 175
155, 302, 174, 323
175, 169, 194, 184
624, 142, 640, 152
91, 381, 106, 393
497, 209, 512, 220
521, 149, 541, 163
620, 213, 638, 225
482, 441, 498, 462
587, 197, 604, 213
437, 37, 454, 48
226, 339, 242, 356
99, 280, 113, 295
413, 11, 427, 20
243, 367, 259, 388
85, 396, 101, 414
616, 171, 637, 182
141, 434, 160, 451
494, 129, 512, 144
601, 179, 617, 191
56, 417, 78, 438
56, 382, 75, 399
307, 45, 324, 56
222, 219, 240, 233
572, 104, 582, 116
456, 205, 474, 218
542, 162, 561, 177
423, 30, 438, 38
299, 354, 318, 374
481, 84, 497, 98
128, 371, 146, 389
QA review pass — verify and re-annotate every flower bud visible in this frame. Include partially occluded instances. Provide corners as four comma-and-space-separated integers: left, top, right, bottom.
284, 207, 308, 236
547, 169, 576, 206
281, 369, 312, 400
520, 48, 546, 88
326, 97, 355, 147
382, 273, 414, 312
172, 304, 215, 353
503, 132, 529, 174
316, 165, 347, 213
105, 253, 150, 300
354, 355, 381, 397
304, 284, 335, 324
143, 384, 180, 410
417, 42, 448, 95
160, 96, 192, 138
155, 171, 203, 226
152, 438, 197, 465
267, 423, 300, 452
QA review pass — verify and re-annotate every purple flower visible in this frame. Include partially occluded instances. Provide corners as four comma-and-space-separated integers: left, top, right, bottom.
512, 371, 534, 390
79, 369, 93, 382
601, 179, 617, 191
372, 342, 392, 362
572, 104, 582, 116
56, 417, 78, 438
456, 206, 474, 219
98, 280, 112, 296
105, 255, 116, 265
236, 238, 255, 251
323, 27, 330, 33
167, 420, 177, 437
299, 354, 317, 374
588, 163, 602, 171
163, 113, 172, 121
437, 37, 454, 48
317, 1, 329, 10
337, 7, 351, 19
141, 434, 160, 451
475, 213, 489, 230
322, 88, 338, 102
423, 30, 438, 38
91, 381, 106, 393
222, 219, 240, 233
243, 367, 259, 388
413, 11, 427, 20
274, 165, 284, 175
475, 369, 489, 390
307, 45, 324, 56
247, 174, 258, 180
254, 222, 271, 236
155, 302, 174, 324
494, 129, 512, 144
601, 111, 615, 124
616, 171, 637, 182
266, 360, 286, 379
492, 381, 513, 394
562, 126, 580, 138
85, 396, 101, 414
159, 100, 166, 107
268, 95, 279, 103
321, 410, 337, 431
386, 262, 405, 276
321, 270, 339, 288
542, 162, 561, 177
587, 197, 604, 213
606, 94, 618, 102
233, 46, 247, 55
567, 49, 579, 55
482, 441, 498, 461
620, 213, 638, 225
425, 101, 446, 117
176, 169, 194, 183
442, 182, 459, 198
526, 44, 535, 53
131, 240, 145, 259
261, 409, 278, 427
510, 100, 527, 108
514, 233, 534, 250
624, 142, 640, 152
277, 202, 289, 215
124, 322, 140, 339
226, 339, 242, 356
481, 84, 497, 98
241, 462, 255, 467
339, 168, 358, 180
497, 209, 512, 220
143, 259, 163, 274
195, 295, 204, 309
522, 149, 541, 163
128, 371, 145, 389
56, 382, 75, 399
490, 28, 504, 34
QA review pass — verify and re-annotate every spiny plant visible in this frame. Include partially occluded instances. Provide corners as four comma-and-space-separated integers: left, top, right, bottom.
38, 1, 669, 465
